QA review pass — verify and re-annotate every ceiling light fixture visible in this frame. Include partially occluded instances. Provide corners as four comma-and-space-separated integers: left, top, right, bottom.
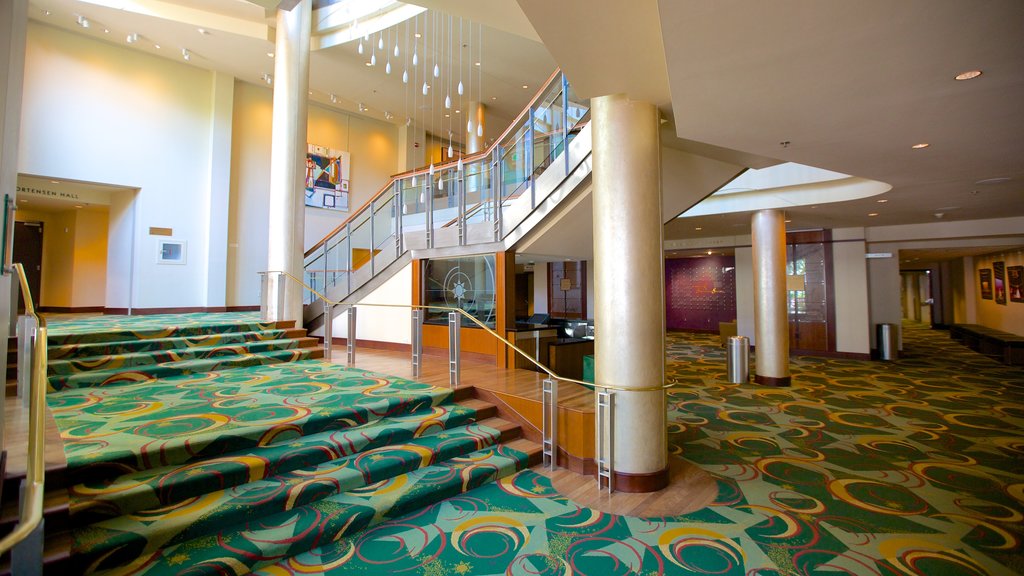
126, 32, 138, 43
262, 73, 272, 84
877, 198, 888, 203
267, 52, 274, 58
103, 28, 110, 34
358, 102, 367, 112
385, 111, 394, 120
868, 212, 879, 217
954, 70, 982, 81
522, 84, 528, 89
76, 15, 90, 28
181, 48, 191, 61
695, 227, 702, 231
154, 44, 161, 49
911, 142, 930, 149
197, 28, 209, 35
330, 93, 337, 103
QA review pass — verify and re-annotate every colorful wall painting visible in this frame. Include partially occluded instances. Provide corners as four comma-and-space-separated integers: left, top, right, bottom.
305, 144, 350, 211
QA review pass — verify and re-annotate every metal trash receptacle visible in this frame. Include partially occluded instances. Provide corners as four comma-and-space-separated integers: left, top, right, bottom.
726, 336, 750, 383
876, 323, 898, 361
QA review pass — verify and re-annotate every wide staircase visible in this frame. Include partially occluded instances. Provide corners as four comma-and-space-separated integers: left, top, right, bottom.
3, 314, 539, 575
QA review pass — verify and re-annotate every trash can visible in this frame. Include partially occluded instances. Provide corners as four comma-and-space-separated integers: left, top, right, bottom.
726, 336, 750, 383
876, 323, 898, 361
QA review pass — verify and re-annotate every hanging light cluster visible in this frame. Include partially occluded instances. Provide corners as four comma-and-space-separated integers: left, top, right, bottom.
352, 10, 485, 180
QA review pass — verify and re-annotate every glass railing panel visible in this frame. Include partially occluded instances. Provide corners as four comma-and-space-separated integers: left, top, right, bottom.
566, 81, 589, 144
532, 86, 566, 174
372, 193, 397, 270
499, 129, 530, 202
464, 158, 494, 225
303, 250, 325, 304
431, 167, 459, 246
324, 228, 349, 297
349, 210, 373, 288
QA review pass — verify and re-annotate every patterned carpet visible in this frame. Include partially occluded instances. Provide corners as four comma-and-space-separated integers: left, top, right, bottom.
257, 322, 1024, 575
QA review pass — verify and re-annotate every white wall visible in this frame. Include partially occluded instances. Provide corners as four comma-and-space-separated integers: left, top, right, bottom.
533, 263, 548, 314
228, 81, 400, 306
735, 246, 755, 344
20, 23, 216, 309
328, 262, 413, 344
832, 239, 870, 354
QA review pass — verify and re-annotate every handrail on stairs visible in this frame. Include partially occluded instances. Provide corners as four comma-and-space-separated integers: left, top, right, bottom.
262, 269, 679, 493
301, 69, 593, 310
0, 263, 48, 567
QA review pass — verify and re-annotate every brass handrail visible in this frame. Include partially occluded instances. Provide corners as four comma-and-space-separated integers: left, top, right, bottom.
272, 269, 678, 393
0, 264, 47, 554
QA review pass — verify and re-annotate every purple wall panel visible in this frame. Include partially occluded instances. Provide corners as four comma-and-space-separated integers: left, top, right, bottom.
665, 256, 737, 331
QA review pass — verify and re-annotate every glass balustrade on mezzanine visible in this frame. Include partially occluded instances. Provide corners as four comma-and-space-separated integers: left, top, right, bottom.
301, 70, 589, 308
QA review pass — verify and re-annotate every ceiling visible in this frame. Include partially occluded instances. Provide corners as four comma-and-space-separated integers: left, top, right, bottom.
23, 0, 1024, 266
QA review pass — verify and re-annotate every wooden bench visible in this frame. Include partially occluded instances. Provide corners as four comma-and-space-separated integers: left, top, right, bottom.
949, 324, 1024, 366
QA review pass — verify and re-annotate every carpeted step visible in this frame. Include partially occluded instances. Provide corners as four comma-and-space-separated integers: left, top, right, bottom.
47, 337, 320, 376
47, 347, 324, 392
47, 319, 283, 347
48, 361, 454, 482
72, 419, 517, 570
46, 328, 308, 361
81, 443, 531, 575
68, 401, 495, 522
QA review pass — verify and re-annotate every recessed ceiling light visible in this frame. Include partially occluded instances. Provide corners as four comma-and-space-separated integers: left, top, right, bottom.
103, 28, 110, 34
267, 52, 274, 58
414, 33, 422, 38
126, 32, 138, 43
197, 28, 209, 35
50, 180, 60, 184
785, 219, 792, 223
445, 114, 450, 118
365, 62, 372, 66
308, 91, 312, 95
954, 70, 982, 81
154, 44, 161, 49
181, 48, 191, 61
455, 109, 460, 114
706, 251, 713, 255
868, 212, 879, 217
522, 85, 529, 89
43, 10, 50, 16
76, 15, 89, 28
490, 96, 497, 100
912, 143, 930, 149
695, 227, 702, 231
474, 62, 480, 66
74, 205, 83, 208
877, 198, 888, 203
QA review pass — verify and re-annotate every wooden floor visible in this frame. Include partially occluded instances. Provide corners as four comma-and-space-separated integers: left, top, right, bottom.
328, 344, 718, 518
1, 342, 710, 520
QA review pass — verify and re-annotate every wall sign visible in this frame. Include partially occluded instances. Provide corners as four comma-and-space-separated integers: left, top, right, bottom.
979, 269, 993, 300
305, 144, 350, 212
1008, 266, 1023, 303
993, 261, 1007, 305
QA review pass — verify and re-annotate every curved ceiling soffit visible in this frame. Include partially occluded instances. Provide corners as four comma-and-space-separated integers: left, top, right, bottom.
680, 177, 892, 218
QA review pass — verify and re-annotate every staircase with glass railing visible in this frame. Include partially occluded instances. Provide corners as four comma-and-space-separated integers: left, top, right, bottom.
301, 70, 591, 328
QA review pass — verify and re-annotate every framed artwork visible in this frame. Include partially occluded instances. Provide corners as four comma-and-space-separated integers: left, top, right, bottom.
305, 144, 350, 212
979, 269, 993, 300
994, 261, 1006, 305
1008, 265, 1023, 303
157, 239, 186, 265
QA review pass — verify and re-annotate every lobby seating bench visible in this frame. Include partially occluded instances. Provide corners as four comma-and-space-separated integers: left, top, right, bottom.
949, 324, 1024, 366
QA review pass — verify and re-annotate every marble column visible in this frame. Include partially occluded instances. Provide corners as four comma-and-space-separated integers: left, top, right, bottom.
266, 0, 311, 322
751, 209, 790, 386
592, 93, 667, 492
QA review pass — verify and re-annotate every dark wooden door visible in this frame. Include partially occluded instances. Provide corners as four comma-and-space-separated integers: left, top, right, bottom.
14, 221, 44, 309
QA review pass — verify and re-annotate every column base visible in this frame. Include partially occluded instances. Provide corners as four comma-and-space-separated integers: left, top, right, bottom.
755, 374, 792, 387
613, 467, 670, 493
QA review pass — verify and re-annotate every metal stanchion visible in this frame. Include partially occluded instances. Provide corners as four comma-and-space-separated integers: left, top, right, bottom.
347, 306, 356, 365
411, 309, 422, 377
322, 300, 332, 360
448, 311, 460, 388
596, 388, 615, 493
542, 377, 558, 470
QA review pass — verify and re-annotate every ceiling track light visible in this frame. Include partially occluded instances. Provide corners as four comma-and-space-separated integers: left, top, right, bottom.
262, 73, 272, 84
126, 32, 138, 44
330, 93, 337, 103
76, 15, 90, 29
358, 102, 367, 112
181, 48, 191, 61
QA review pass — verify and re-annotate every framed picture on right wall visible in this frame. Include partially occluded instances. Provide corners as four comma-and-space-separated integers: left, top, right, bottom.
1009, 265, 1023, 303
994, 261, 1007, 305
979, 269, 993, 300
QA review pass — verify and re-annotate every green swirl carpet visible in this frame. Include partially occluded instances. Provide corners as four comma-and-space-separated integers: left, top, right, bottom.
249, 321, 1024, 576
43, 313, 533, 575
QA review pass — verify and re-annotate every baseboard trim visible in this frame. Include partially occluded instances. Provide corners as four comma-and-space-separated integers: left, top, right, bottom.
613, 467, 670, 493
38, 306, 105, 313
792, 349, 872, 361
102, 306, 260, 315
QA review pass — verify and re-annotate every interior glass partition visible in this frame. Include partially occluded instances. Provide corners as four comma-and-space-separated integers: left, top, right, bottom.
423, 255, 497, 327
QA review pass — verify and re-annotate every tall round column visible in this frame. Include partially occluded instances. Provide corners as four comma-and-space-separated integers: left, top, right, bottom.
592, 94, 667, 492
751, 209, 790, 386
266, 0, 311, 322
466, 101, 486, 153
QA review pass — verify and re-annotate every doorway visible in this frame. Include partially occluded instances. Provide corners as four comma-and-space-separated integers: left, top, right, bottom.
13, 221, 43, 309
